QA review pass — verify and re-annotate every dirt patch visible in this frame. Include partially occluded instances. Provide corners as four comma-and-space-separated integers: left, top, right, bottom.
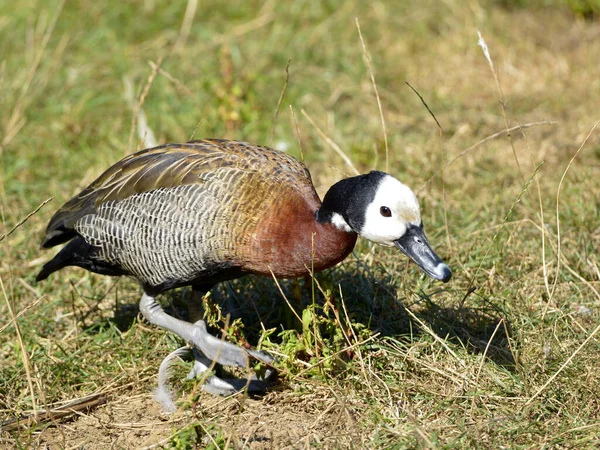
199, 390, 364, 449
30, 387, 364, 449
36, 395, 170, 449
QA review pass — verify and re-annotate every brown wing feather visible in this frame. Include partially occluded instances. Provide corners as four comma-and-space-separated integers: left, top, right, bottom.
41, 139, 314, 248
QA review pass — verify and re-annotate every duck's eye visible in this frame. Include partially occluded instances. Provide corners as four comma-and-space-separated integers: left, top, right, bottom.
380, 206, 392, 217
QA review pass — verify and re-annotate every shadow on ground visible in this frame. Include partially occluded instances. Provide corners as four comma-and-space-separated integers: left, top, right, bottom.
81, 261, 515, 370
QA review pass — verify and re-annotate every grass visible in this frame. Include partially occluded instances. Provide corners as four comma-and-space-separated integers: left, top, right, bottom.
1, 0, 600, 448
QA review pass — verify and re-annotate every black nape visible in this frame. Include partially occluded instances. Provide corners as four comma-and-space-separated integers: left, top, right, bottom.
316, 171, 387, 231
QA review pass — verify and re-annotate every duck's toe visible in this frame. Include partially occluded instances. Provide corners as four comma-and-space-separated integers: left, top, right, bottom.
188, 348, 275, 396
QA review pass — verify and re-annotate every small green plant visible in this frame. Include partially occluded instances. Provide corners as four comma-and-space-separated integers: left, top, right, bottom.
168, 423, 227, 449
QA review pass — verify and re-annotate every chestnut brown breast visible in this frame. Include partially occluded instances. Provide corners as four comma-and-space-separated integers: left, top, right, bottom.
240, 179, 357, 278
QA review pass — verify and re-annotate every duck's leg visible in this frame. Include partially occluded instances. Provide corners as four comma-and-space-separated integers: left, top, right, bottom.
139, 291, 274, 368
186, 286, 274, 395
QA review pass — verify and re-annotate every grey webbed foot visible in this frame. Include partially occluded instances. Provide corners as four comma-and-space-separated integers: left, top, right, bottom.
187, 348, 275, 396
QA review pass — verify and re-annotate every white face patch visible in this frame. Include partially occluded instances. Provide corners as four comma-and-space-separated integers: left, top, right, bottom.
331, 212, 353, 232
359, 175, 421, 246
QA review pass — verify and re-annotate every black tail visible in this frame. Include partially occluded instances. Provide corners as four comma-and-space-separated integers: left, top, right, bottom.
36, 237, 87, 282
36, 236, 126, 282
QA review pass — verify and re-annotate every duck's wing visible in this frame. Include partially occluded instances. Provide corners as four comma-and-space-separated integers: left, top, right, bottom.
41, 139, 313, 248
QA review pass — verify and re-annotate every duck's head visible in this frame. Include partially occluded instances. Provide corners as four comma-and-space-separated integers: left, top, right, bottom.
317, 171, 452, 283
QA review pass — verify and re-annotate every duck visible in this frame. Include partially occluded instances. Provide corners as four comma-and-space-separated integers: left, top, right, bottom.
36, 139, 451, 397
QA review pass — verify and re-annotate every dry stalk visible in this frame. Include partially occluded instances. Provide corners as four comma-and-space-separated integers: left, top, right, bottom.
418, 121, 556, 192
1, 393, 107, 431
269, 268, 303, 324
355, 18, 388, 173
477, 31, 524, 182
172, 0, 198, 54
405, 81, 453, 255
544, 119, 600, 316
0, 197, 53, 243
127, 55, 164, 154
0, 295, 45, 334
470, 319, 503, 414
271, 58, 291, 145
300, 108, 359, 176
526, 320, 600, 406
404, 307, 466, 369
1, 0, 65, 154
148, 61, 194, 97
290, 105, 304, 162
1, 277, 38, 420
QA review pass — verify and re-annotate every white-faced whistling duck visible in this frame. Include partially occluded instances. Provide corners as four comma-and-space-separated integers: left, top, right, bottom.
36, 139, 451, 400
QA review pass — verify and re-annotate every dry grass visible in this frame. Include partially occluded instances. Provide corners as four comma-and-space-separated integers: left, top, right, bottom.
1, 0, 600, 448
